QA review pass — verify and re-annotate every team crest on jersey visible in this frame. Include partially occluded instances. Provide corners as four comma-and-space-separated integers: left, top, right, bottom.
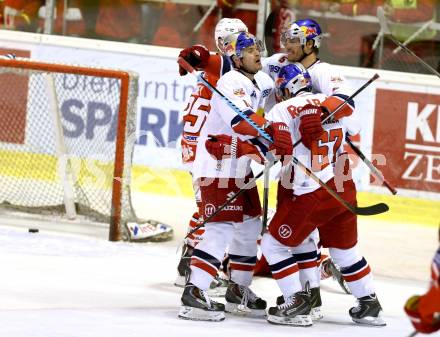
233, 88, 246, 97
278, 224, 292, 239
330, 76, 343, 83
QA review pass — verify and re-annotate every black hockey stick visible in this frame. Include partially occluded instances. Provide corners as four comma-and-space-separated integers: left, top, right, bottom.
292, 157, 389, 216
377, 6, 440, 79
346, 137, 397, 195
262, 159, 271, 228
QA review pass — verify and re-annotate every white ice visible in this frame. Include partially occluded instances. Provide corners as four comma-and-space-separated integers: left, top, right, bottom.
0, 194, 437, 337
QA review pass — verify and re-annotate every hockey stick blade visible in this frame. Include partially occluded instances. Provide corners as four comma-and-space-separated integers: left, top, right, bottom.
355, 202, 389, 216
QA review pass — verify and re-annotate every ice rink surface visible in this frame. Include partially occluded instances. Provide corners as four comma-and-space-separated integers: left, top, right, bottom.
0, 194, 438, 337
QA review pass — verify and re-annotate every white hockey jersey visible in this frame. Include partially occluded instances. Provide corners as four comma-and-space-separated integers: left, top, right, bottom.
265, 92, 360, 196
262, 53, 353, 97
191, 69, 274, 180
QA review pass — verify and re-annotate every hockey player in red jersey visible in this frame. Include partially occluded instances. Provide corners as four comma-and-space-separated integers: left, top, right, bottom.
404, 227, 440, 334
261, 63, 385, 327
262, 17, 354, 296
175, 18, 248, 293
206, 63, 385, 326
178, 31, 292, 322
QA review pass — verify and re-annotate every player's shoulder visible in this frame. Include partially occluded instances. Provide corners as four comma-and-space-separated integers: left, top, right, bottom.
262, 53, 289, 67
217, 69, 245, 83
308, 59, 333, 73
216, 69, 250, 92
255, 70, 274, 87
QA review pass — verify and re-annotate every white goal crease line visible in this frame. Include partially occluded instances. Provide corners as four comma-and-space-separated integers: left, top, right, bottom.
405, 143, 440, 153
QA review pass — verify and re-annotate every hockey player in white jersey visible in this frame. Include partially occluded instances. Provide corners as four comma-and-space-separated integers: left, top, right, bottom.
263, 18, 355, 121
175, 18, 249, 294
178, 31, 292, 322
262, 17, 353, 296
260, 63, 385, 327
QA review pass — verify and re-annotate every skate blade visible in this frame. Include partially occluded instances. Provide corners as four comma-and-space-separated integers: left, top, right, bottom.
352, 315, 386, 327
311, 307, 324, 321
267, 314, 313, 326
178, 306, 225, 322
225, 302, 267, 318
174, 275, 185, 288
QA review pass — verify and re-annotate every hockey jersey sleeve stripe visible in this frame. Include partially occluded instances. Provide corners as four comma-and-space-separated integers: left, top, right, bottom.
333, 93, 355, 109
230, 109, 254, 128
249, 137, 269, 156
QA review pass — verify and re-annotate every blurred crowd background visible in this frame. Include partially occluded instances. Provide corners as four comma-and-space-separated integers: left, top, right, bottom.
1, 0, 439, 75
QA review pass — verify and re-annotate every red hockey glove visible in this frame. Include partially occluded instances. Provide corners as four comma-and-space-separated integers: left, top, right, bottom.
299, 104, 325, 149
205, 135, 266, 163
405, 295, 440, 334
178, 45, 210, 76
265, 122, 293, 156
205, 135, 233, 160
320, 95, 354, 122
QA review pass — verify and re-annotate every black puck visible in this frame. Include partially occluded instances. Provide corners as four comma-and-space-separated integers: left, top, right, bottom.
28, 228, 39, 233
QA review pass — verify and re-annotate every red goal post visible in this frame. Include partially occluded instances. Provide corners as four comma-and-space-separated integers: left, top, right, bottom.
0, 57, 139, 241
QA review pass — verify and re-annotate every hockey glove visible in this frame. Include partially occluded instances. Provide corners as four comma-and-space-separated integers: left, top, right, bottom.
205, 134, 265, 163
405, 294, 440, 334
265, 122, 293, 157
299, 104, 325, 149
178, 45, 210, 76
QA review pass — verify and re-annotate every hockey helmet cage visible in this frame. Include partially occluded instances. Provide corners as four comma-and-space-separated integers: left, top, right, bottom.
223, 31, 264, 58
215, 18, 248, 54
276, 63, 312, 98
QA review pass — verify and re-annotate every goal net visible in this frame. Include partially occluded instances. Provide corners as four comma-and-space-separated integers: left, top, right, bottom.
0, 57, 138, 241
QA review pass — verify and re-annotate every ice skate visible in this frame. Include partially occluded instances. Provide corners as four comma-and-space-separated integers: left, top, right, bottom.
268, 290, 313, 326
349, 293, 386, 326
225, 281, 267, 317
276, 287, 322, 321
178, 283, 225, 322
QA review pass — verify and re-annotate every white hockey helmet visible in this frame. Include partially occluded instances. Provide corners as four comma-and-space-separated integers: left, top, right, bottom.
276, 63, 312, 98
215, 18, 248, 54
